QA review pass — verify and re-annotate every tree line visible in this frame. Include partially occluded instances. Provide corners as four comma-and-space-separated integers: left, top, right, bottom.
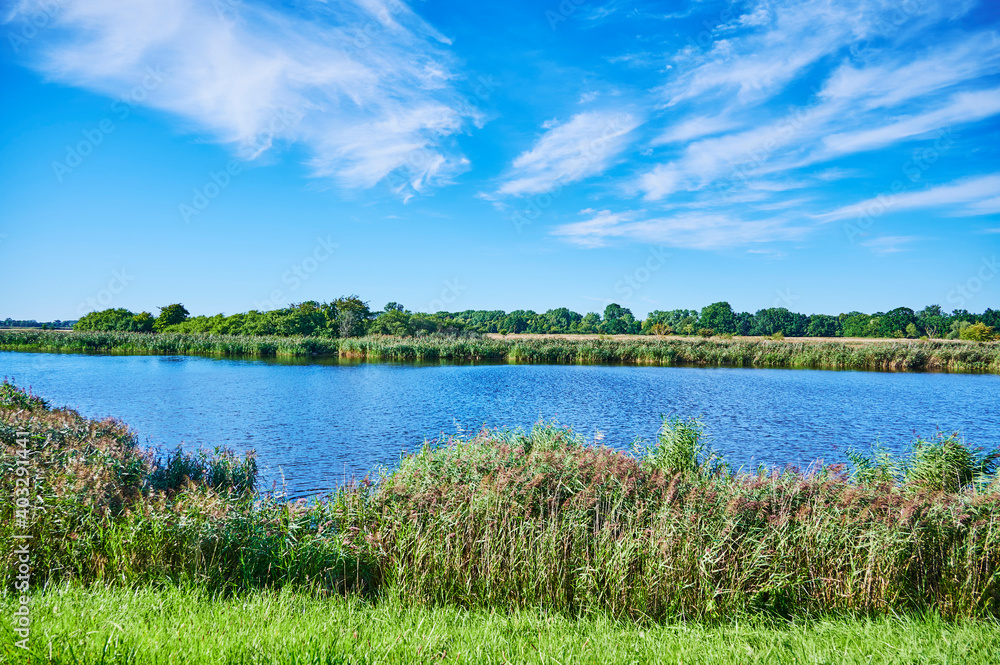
1, 318, 76, 330
70, 299, 1000, 341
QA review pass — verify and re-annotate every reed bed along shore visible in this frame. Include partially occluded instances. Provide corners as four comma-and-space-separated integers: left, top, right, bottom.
3, 380, 1000, 627
2, 329, 999, 372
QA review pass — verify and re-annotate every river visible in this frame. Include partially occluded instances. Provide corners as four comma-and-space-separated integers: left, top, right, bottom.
2, 351, 998, 496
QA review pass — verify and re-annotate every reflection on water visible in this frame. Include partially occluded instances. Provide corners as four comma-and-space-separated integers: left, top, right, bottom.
3, 351, 998, 497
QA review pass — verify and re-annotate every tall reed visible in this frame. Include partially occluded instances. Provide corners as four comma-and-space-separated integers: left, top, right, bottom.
2, 329, 999, 372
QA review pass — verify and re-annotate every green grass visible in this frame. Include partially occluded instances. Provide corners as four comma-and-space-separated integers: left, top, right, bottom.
2, 329, 1000, 372
2, 585, 999, 664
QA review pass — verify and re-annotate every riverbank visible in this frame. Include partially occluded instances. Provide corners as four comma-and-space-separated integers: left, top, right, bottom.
4, 585, 998, 665
2, 329, 999, 372
3, 380, 999, 627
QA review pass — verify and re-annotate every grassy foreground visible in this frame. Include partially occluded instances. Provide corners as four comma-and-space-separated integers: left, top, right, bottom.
3, 585, 999, 664
2, 328, 1000, 372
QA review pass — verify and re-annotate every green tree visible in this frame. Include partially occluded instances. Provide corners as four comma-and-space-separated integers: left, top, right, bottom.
750, 308, 798, 336
154, 304, 190, 332
840, 312, 872, 338
541, 308, 582, 334
875, 307, 917, 338
74, 308, 155, 332
132, 312, 155, 333
600, 304, 638, 335
917, 305, 947, 338
579, 312, 602, 333
502, 310, 537, 334
333, 296, 373, 338
698, 302, 737, 334
806, 314, 841, 337
371, 309, 414, 336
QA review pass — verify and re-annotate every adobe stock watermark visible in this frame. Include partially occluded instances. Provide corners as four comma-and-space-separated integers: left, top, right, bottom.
6, 0, 67, 54
947, 256, 998, 309
546, 0, 590, 30
178, 161, 243, 224
75, 268, 134, 316
349, 0, 407, 51
214, 0, 242, 21
510, 175, 568, 234
773, 287, 800, 309
727, 93, 826, 192
614, 246, 670, 301
427, 279, 467, 312
252, 236, 339, 310
844, 128, 954, 243
52, 66, 165, 182
850, 0, 930, 59
11, 428, 37, 651
685, 3, 751, 50
179, 107, 301, 223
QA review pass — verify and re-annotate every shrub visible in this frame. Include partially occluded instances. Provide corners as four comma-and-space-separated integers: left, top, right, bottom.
697, 328, 716, 338
648, 323, 672, 337
771, 331, 785, 341
960, 322, 996, 342
635, 416, 721, 477
846, 443, 900, 485
149, 445, 258, 496
904, 432, 999, 492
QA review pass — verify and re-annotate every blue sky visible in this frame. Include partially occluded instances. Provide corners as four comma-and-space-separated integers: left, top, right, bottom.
1, 0, 999, 321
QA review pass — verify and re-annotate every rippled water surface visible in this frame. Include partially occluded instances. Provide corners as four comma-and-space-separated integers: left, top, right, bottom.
3, 351, 998, 496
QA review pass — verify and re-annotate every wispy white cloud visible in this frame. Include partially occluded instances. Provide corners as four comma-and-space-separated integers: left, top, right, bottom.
497, 111, 642, 195
815, 174, 1000, 221
659, 0, 878, 108
821, 32, 1000, 111
8, 0, 479, 195
550, 208, 810, 249
652, 115, 741, 145
823, 87, 1000, 156
636, 2, 1000, 202
860, 235, 922, 254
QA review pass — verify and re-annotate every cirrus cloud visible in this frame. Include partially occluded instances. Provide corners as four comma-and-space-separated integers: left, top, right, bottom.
6, 0, 481, 196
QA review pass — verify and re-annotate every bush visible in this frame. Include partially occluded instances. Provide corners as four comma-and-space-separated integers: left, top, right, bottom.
149, 445, 258, 496
904, 432, 999, 492
960, 322, 996, 342
635, 416, 721, 477
771, 331, 785, 341
697, 328, 716, 338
